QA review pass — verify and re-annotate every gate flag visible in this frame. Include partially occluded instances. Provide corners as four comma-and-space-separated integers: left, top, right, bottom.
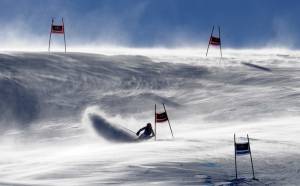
51, 25, 64, 34
235, 142, 250, 155
234, 134, 256, 180
205, 25, 222, 58
154, 104, 174, 140
209, 36, 221, 46
48, 18, 67, 53
155, 112, 168, 123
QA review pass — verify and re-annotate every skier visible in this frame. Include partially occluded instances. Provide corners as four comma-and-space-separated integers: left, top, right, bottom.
136, 123, 155, 140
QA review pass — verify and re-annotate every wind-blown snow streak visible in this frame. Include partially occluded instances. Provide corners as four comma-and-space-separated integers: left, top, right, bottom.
88, 113, 138, 142
0, 49, 300, 185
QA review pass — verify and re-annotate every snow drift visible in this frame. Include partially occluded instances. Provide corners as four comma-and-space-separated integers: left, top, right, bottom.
0, 49, 300, 185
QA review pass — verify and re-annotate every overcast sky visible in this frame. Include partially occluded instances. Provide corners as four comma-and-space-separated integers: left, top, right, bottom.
0, 0, 299, 48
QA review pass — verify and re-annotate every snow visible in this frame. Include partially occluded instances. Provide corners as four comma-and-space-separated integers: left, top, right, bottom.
0, 48, 300, 185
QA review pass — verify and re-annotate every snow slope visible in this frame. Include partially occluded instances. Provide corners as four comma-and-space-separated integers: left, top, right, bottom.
0, 49, 300, 185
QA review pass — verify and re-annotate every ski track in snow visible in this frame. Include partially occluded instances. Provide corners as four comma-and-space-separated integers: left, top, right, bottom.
0, 49, 300, 185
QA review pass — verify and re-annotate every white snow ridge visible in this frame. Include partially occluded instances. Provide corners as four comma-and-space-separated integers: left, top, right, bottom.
0, 49, 300, 186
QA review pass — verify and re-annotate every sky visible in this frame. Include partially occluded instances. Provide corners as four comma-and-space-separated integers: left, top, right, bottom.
0, 0, 300, 49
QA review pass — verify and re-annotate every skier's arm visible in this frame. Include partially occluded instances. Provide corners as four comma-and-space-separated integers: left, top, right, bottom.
136, 127, 146, 136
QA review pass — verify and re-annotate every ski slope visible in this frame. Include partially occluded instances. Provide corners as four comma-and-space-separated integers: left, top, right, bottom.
0, 48, 300, 185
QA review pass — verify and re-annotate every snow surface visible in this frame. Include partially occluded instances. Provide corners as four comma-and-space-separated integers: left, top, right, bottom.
0, 49, 300, 185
